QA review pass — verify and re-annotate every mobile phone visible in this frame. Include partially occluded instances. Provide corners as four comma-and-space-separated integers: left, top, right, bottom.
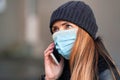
50, 53, 59, 65
50, 48, 61, 65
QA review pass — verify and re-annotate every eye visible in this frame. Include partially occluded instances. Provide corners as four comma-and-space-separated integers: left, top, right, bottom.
65, 24, 73, 29
52, 27, 59, 33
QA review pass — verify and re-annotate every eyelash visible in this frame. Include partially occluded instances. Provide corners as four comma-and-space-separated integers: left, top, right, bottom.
65, 24, 72, 29
52, 24, 73, 33
52, 27, 59, 33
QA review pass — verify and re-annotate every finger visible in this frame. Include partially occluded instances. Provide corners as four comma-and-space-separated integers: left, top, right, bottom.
44, 43, 54, 54
44, 50, 55, 65
48, 42, 54, 48
44, 46, 54, 56
44, 49, 53, 58
44, 43, 54, 52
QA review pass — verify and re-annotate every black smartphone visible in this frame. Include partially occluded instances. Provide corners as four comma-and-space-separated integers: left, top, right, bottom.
50, 48, 61, 65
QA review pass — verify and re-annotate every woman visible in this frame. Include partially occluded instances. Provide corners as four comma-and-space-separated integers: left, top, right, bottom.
41, 1, 120, 80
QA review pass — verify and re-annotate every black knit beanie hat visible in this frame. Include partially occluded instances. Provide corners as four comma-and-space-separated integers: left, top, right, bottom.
50, 1, 98, 39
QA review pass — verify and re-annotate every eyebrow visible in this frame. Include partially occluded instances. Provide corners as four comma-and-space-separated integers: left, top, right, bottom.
61, 22, 69, 26
52, 22, 69, 28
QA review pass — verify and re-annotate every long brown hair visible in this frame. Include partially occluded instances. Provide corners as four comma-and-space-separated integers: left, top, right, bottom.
70, 28, 120, 80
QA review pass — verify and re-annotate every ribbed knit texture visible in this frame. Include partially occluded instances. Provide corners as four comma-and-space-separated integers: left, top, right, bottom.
50, 1, 98, 39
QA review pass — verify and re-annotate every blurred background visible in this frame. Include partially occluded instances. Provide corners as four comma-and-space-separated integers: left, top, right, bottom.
0, 0, 120, 80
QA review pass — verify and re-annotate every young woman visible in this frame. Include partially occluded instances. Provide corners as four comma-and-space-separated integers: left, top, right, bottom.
41, 1, 120, 80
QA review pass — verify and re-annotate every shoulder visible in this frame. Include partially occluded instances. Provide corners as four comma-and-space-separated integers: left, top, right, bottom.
99, 69, 113, 80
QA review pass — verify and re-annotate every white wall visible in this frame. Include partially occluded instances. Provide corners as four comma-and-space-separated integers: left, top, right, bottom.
0, 0, 25, 51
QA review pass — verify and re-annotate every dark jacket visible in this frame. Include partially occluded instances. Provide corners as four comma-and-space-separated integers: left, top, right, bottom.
41, 56, 119, 80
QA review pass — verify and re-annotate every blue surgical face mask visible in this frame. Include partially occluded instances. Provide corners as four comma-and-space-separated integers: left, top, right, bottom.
52, 28, 77, 59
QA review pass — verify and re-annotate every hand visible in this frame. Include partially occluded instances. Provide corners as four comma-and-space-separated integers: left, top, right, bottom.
44, 43, 64, 80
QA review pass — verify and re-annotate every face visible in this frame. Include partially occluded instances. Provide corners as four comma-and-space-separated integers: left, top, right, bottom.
52, 20, 79, 59
52, 21, 79, 33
